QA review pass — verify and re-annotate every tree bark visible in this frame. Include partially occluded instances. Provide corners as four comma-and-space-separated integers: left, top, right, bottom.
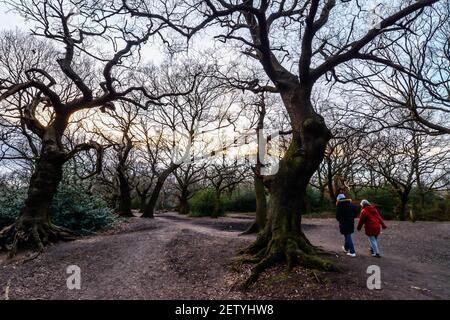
326, 156, 336, 204
178, 188, 190, 215
242, 96, 268, 235
238, 88, 337, 287
0, 121, 75, 255
136, 184, 151, 213
318, 185, 325, 203
242, 174, 267, 235
139, 193, 148, 213
142, 164, 179, 218
117, 169, 132, 217
396, 194, 409, 221
212, 189, 222, 218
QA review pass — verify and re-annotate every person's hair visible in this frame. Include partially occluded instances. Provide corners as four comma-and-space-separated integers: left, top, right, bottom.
360, 199, 370, 207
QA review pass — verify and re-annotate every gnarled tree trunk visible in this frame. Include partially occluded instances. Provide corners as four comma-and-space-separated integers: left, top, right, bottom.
238, 88, 337, 286
0, 122, 75, 255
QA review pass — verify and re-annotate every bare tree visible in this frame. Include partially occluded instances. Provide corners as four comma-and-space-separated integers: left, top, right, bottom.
138, 59, 239, 218
0, 30, 57, 172
241, 94, 268, 234
206, 158, 250, 217
341, 2, 449, 134
0, 0, 187, 254
361, 128, 449, 220
92, 102, 141, 217
173, 162, 207, 215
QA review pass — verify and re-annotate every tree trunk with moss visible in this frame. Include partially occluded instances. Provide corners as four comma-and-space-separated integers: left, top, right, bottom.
238, 88, 337, 287
0, 119, 75, 255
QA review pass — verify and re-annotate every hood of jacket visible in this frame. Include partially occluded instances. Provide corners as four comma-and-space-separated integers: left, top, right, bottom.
364, 205, 378, 215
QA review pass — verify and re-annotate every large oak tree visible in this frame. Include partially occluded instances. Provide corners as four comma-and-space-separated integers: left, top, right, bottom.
124, 0, 440, 284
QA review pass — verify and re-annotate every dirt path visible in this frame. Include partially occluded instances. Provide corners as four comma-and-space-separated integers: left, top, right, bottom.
0, 212, 448, 300
305, 218, 450, 299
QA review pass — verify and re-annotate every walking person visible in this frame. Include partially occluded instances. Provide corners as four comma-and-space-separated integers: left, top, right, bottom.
357, 199, 387, 258
336, 194, 358, 257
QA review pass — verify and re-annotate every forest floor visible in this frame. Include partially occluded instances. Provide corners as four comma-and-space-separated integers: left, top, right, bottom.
0, 211, 449, 300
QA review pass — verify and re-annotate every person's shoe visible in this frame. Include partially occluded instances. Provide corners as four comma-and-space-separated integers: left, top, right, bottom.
369, 248, 374, 254
372, 253, 381, 258
342, 246, 349, 253
346, 252, 356, 257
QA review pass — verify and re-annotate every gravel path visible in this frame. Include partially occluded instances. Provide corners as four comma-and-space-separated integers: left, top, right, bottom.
0, 212, 448, 300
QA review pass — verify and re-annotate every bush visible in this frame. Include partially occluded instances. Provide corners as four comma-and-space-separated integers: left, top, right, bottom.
305, 186, 333, 213
190, 188, 223, 217
50, 182, 117, 235
0, 184, 25, 228
223, 189, 257, 212
410, 190, 450, 221
357, 187, 397, 220
0, 176, 117, 235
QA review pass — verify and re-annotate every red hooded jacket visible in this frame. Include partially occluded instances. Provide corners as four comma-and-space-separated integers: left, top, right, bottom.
357, 205, 387, 236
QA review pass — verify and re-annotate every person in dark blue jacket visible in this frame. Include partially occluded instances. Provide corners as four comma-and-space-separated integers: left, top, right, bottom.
336, 194, 358, 257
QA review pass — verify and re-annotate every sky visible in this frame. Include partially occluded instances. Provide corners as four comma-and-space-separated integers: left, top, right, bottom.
0, 7, 27, 30
1, 1, 448, 159
0, 4, 267, 172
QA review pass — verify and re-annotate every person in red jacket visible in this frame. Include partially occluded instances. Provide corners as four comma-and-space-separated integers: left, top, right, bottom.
357, 199, 387, 258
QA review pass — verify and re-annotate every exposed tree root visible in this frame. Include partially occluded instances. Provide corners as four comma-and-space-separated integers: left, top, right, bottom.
230, 254, 262, 271
0, 219, 77, 259
236, 232, 340, 290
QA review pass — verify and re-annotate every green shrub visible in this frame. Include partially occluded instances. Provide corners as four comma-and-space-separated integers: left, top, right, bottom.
0, 176, 117, 235
0, 185, 25, 228
223, 189, 257, 212
190, 188, 223, 217
50, 182, 117, 235
305, 186, 333, 213
357, 187, 397, 220
411, 191, 450, 221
